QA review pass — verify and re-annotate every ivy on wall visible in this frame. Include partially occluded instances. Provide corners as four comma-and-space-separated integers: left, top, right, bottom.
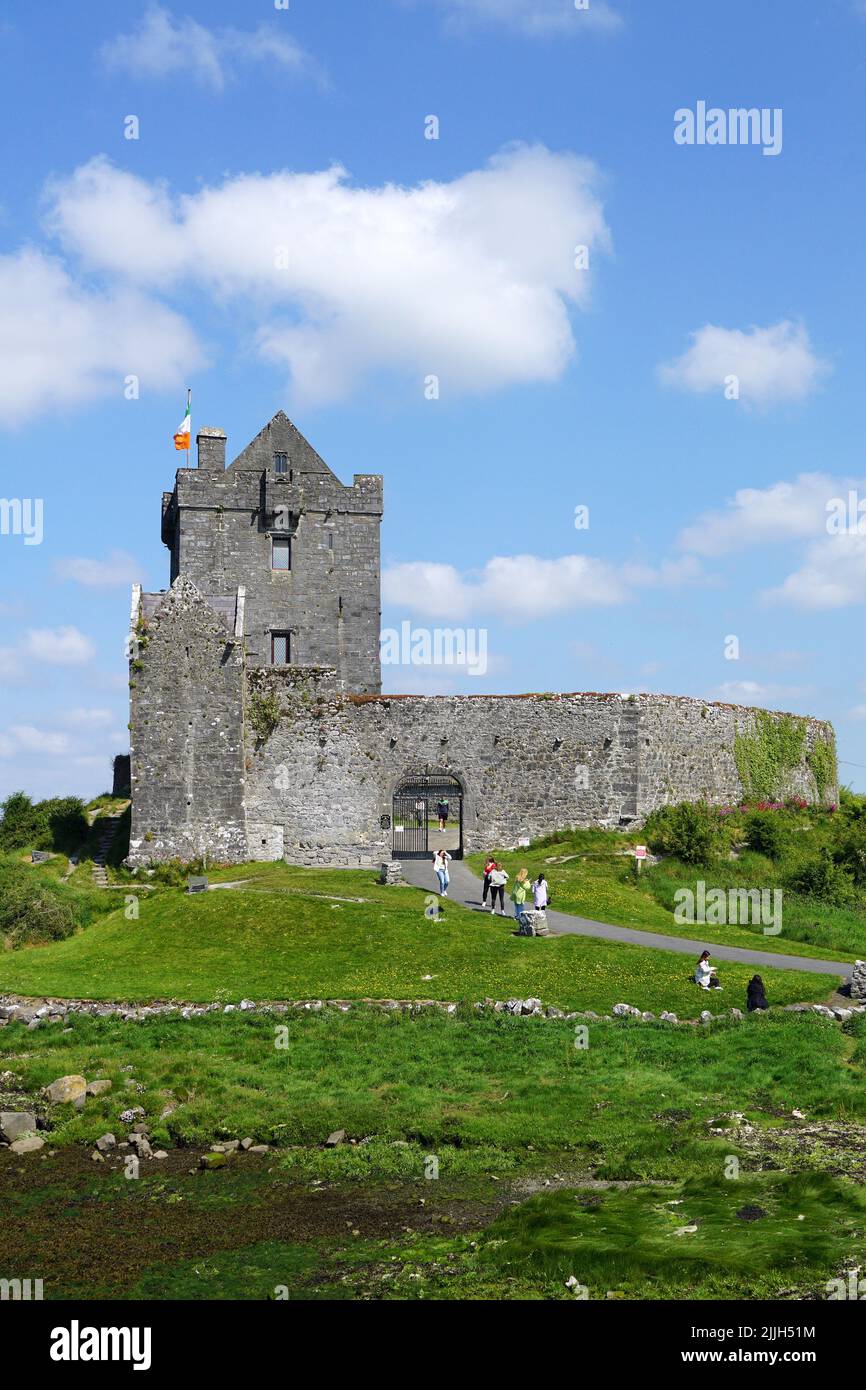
807, 738, 838, 802
247, 689, 281, 748
733, 711, 807, 801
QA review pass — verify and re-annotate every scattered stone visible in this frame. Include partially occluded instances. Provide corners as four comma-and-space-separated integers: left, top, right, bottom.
0, 1112, 37, 1143
44, 1075, 87, 1105
91, 1151, 105, 1163
240, 1137, 254, 1150
152, 1151, 169, 1160
736, 1205, 766, 1222
95, 1134, 117, 1153
86, 1080, 112, 1097
249, 1144, 270, 1155
326, 1130, 347, 1147
200, 1151, 228, 1170
11, 1136, 44, 1154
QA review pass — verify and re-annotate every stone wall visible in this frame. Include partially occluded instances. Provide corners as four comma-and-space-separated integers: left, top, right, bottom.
240, 671, 837, 868
128, 577, 247, 866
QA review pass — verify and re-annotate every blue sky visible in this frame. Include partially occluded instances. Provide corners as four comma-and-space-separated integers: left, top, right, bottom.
2, 0, 866, 801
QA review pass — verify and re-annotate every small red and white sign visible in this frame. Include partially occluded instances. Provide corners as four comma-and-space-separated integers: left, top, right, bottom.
635, 845, 648, 860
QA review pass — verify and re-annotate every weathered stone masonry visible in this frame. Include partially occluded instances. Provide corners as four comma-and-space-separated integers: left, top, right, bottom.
128, 412, 837, 868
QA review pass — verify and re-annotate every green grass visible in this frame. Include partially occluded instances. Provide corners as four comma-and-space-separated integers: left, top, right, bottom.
5, 1009, 866, 1300
467, 829, 863, 963
481, 1171, 866, 1300
0, 869, 835, 1011
6, 1008, 866, 1166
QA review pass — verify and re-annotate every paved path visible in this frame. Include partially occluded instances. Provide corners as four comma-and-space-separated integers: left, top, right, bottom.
399, 857, 852, 980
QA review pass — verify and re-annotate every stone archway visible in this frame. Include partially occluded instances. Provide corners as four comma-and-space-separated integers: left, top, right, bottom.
392, 773, 463, 859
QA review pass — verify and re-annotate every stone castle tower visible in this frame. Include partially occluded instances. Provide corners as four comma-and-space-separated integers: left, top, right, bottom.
128, 412, 837, 870
128, 413, 383, 864
159, 411, 383, 687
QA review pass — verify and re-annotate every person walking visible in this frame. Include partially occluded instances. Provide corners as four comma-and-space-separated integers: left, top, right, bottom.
488, 863, 509, 915
481, 854, 497, 908
437, 798, 449, 832
512, 867, 531, 920
433, 847, 452, 897
746, 975, 768, 1012
533, 873, 550, 911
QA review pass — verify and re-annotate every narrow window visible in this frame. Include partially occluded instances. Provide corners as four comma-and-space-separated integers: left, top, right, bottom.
271, 632, 291, 665
273, 452, 288, 475
271, 536, 291, 571
327, 531, 334, 551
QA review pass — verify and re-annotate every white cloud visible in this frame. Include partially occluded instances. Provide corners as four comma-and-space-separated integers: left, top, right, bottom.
46, 147, 611, 406
58, 708, 115, 728
383, 549, 697, 622
0, 724, 72, 758
23, 627, 96, 666
100, 4, 317, 92
432, 0, 623, 37
764, 533, 866, 609
0, 249, 203, 427
55, 550, 140, 587
713, 680, 813, 708
677, 473, 843, 557
658, 321, 830, 408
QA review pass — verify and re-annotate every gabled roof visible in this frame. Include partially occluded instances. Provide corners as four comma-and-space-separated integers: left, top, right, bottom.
228, 410, 338, 479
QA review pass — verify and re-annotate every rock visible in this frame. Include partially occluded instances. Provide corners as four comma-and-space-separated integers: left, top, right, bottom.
700, 1011, 714, 1023
86, 1080, 112, 1097
119, 1107, 144, 1124
0, 1112, 37, 1143
326, 1130, 347, 1147
729, 1008, 744, 1020
833, 1008, 853, 1022
95, 1133, 116, 1153
152, 1150, 169, 1160
11, 1136, 44, 1154
91, 1151, 105, 1163
200, 1151, 228, 1170
240, 1137, 254, 1150
248, 1144, 270, 1155
44, 1074, 87, 1105
612, 1003, 640, 1018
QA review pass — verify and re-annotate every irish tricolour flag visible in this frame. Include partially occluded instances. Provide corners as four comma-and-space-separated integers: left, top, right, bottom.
173, 392, 191, 452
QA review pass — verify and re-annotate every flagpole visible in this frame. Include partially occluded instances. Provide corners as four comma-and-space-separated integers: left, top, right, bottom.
186, 387, 191, 467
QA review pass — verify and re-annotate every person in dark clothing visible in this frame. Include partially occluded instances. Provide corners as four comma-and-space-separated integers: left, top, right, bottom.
746, 975, 769, 1012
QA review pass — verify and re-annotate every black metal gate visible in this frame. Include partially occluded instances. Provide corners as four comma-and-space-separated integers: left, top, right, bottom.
392, 775, 463, 859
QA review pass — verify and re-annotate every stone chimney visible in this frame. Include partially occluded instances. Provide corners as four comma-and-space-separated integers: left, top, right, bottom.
197, 427, 227, 471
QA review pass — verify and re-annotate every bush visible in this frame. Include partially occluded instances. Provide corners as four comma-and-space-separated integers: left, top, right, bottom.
833, 825, 866, 888
743, 811, 787, 860
784, 848, 855, 908
643, 802, 727, 866
0, 856, 109, 949
0, 791, 88, 854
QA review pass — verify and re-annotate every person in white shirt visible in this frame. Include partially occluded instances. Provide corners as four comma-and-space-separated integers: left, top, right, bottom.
433, 848, 452, 896
488, 865, 509, 915
695, 950, 715, 989
533, 875, 549, 911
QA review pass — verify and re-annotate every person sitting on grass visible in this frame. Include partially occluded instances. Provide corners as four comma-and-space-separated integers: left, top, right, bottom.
695, 950, 721, 990
746, 974, 768, 1012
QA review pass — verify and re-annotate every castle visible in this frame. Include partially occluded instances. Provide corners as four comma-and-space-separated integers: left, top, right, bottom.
127, 413, 837, 867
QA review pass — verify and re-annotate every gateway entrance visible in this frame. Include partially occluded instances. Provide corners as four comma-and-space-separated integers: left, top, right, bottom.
392, 774, 463, 859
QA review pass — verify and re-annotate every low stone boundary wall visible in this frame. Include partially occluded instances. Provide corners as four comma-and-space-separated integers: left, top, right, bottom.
2, 994, 863, 1029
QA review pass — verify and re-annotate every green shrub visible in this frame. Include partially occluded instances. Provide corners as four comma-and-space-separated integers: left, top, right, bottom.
833, 825, 866, 888
643, 801, 726, 866
743, 811, 787, 860
0, 857, 99, 948
0, 791, 88, 854
784, 848, 854, 908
